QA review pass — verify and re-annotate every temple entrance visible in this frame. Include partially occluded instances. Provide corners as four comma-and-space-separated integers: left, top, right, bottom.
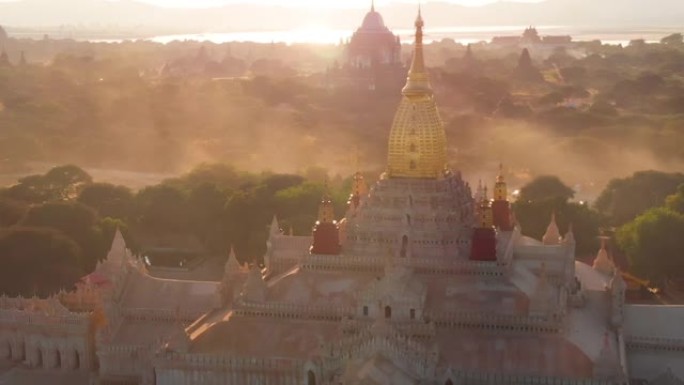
445, 380, 454, 385
55, 349, 61, 369
385, 306, 392, 319
307, 370, 316, 385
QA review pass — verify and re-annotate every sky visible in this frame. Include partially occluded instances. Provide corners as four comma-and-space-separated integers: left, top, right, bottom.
121, 0, 542, 8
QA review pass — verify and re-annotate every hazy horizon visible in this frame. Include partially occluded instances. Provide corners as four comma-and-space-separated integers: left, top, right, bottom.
1, 0, 683, 35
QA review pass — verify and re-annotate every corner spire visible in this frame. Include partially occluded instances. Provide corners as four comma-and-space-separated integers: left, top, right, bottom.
402, 5, 431, 97
542, 211, 561, 245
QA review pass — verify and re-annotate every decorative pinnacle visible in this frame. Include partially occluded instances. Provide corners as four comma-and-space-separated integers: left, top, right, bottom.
371, 0, 375, 12
402, 4, 431, 97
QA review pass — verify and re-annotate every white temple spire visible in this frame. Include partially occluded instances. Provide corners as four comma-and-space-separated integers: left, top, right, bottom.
269, 215, 281, 236
542, 211, 561, 245
593, 236, 616, 275
224, 246, 242, 276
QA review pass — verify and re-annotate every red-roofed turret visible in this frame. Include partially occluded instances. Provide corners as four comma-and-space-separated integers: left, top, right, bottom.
310, 189, 342, 255
470, 187, 497, 262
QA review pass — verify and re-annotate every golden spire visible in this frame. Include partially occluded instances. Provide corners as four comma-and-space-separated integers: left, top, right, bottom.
401, 5, 432, 97
387, 8, 448, 179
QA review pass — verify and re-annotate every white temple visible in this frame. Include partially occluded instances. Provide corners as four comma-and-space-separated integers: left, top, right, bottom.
2, 11, 684, 385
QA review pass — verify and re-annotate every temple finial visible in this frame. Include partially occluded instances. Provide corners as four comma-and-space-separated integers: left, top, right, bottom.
371, 0, 375, 12
402, 3, 430, 97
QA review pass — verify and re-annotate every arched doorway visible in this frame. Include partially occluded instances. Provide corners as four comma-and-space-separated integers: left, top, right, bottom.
55, 349, 61, 369
74, 350, 80, 370
307, 370, 316, 385
445, 379, 454, 385
385, 306, 392, 319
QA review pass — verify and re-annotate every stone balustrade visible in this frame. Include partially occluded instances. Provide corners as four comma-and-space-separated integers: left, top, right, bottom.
442, 370, 617, 385
0, 308, 90, 329
122, 308, 206, 323
625, 335, 684, 352
426, 310, 561, 333
234, 300, 354, 321
157, 353, 305, 371
300, 252, 511, 277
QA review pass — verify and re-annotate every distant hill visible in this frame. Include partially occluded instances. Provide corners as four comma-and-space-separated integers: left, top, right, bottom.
0, 0, 683, 33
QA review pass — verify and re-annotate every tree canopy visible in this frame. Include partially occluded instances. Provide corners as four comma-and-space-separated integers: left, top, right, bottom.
517, 175, 575, 204
616, 207, 684, 283
19, 201, 108, 272
665, 184, 684, 214
77, 183, 133, 220
513, 175, 599, 256
0, 227, 83, 296
595, 171, 684, 226
3, 165, 92, 203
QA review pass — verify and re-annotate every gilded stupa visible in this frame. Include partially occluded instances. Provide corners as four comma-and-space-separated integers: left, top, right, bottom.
387, 8, 448, 179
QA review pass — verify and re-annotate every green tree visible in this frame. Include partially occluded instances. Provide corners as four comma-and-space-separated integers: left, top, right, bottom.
132, 184, 190, 235
513, 200, 600, 256
77, 183, 134, 220
665, 184, 684, 213
188, 182, 229, 252
513, 176, 599, 256
4, 165, 92, 203
19, 201, 107, 271
518, 175, 575, 204
224, 190, 263, 261
0, 227, 83, 297
616, 208, 684, 283
595, 171, 684, 226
